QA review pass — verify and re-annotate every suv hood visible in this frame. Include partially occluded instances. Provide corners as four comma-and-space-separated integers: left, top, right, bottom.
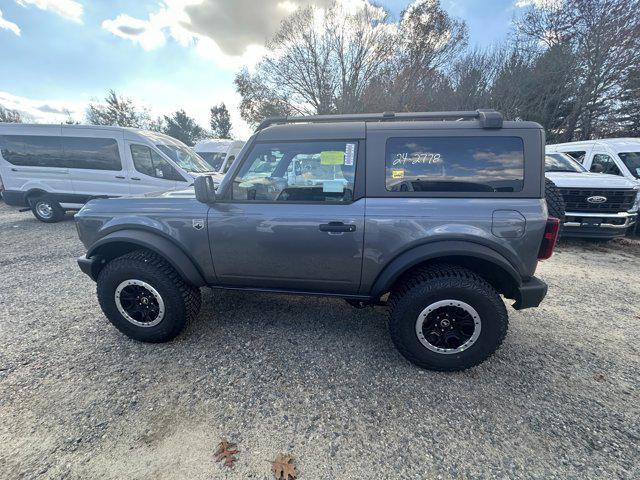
142, 187, 195, 198
545, 171, 638, 189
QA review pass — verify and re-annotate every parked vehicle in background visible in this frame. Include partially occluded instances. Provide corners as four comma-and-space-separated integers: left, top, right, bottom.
0, 124, 210, 222
547, 138, 640, 184
544, 151, 639, 239
193, 139, 244, 185
75, 110, 558, 372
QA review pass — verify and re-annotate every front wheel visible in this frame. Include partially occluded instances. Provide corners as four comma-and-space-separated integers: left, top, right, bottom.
96, 250, 202, 342
388, 265, 508, 371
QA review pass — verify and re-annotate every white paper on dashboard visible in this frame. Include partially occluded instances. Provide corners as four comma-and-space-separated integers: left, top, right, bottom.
323, 180, 344, 193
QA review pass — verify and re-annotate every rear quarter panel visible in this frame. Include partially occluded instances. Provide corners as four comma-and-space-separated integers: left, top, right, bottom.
360, 198, 548, 294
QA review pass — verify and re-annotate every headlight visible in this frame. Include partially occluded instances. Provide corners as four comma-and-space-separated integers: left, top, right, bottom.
633, 188, 640, 212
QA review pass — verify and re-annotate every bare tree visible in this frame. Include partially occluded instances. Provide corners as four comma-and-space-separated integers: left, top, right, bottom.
235, 2, 396, 123
516, 0, 640, 140
234, 68, 293, 127
383, 0, 468, 111
614, 63, 640, 136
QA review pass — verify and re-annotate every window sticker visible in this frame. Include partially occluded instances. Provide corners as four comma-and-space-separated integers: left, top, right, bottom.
322, 180, 344, 193
321, 151, 344, 165
392, 169, 405, 179
344, 143, 355, 166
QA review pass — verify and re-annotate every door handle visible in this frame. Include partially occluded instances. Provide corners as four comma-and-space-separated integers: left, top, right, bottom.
115, 175, 125, 179
131, 177, 141, 181
319, 222, 356, 233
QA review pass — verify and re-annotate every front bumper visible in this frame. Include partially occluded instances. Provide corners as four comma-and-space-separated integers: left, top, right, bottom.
561, 211, 637, 239
77, 255, 101, 281
512, 276, 548, 310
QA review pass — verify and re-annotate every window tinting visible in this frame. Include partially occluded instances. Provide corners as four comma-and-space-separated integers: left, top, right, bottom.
618, 152, 640, 179
591, 154, 621, 176
130, 144, 185, 181
199, 152, 226, 171
545, 153, 585, 173
231, 141, 357, 202
63, 137, 121, 170
385, 137, 524, 193
0, 135, 122, 170
0, 135, 64, 167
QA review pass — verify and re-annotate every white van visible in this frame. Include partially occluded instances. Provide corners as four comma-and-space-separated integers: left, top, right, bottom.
0, 123, 212, 222
194, 139, 244, 185
546, 138, 640, 184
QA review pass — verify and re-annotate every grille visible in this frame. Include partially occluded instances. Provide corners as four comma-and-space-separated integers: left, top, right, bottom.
558, 188, 637, 213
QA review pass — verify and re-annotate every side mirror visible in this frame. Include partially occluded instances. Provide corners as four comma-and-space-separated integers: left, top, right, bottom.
194, 175, 216, 204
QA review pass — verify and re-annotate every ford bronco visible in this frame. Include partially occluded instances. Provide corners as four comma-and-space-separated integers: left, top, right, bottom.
76, 110, 558, 371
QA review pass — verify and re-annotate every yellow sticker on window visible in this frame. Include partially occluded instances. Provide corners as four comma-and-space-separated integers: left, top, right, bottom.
392, 169, 405, 179
320, 151, 345, 165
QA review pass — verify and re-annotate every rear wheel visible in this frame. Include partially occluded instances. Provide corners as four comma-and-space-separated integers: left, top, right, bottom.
388, 265, 508, 371
30, 195, 65, 223
96, 250, 201, 342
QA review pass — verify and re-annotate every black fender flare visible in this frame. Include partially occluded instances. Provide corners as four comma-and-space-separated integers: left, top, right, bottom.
87, 229, 207, 287
369, 240, 522, 299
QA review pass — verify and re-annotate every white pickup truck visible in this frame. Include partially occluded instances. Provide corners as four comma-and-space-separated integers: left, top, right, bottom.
545, 152, 640, 239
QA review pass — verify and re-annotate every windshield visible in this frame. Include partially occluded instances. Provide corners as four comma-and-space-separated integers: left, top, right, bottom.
156, 143, 211, 173
198, 152, 226, 171
618, 152, 640, 179
545, 153, 586, 173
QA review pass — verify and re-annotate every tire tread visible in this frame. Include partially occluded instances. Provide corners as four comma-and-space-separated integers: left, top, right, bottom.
97, 250, 201, 342
388, 264, 508, 371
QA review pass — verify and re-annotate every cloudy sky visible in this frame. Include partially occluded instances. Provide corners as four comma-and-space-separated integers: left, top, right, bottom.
0, 0, 529, 138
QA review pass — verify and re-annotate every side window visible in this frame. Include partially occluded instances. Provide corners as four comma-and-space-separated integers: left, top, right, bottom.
231, 141, 357, 202
200, 152, 225, 171
385, 137, 524, 193
62, 137, 122, 170
565, 151, 587, 163
590, 154, 621, 175
0, 135, 64, 167
223, 155, 235, 173
130, 144, 185, 181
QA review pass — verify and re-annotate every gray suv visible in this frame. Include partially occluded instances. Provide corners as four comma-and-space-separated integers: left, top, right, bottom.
76, 110, 558, 371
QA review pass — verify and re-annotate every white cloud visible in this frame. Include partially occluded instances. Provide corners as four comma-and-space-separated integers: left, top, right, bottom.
0, 91, 85, 123
101, 0, 334, 66
0, 89, 254, 139
15, 0, 83, 23
0, 9, 21, 36
102, 14, 168, 51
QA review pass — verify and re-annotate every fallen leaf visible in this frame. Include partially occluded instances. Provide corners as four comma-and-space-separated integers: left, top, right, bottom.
215, 439, 239, 468
271, 453, 297, 480
594, 373, 606, 383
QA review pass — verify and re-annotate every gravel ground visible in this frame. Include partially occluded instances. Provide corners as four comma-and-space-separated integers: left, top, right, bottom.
0, 201, 639, 480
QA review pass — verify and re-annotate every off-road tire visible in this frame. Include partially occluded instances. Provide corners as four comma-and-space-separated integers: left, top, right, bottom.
30, 195, 65, 223
545, 178, 565, 223
96, 250, 201, 342
388, 264, 508, 371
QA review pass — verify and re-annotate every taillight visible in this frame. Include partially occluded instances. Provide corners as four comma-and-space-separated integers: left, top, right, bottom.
538, 217, 561, 260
